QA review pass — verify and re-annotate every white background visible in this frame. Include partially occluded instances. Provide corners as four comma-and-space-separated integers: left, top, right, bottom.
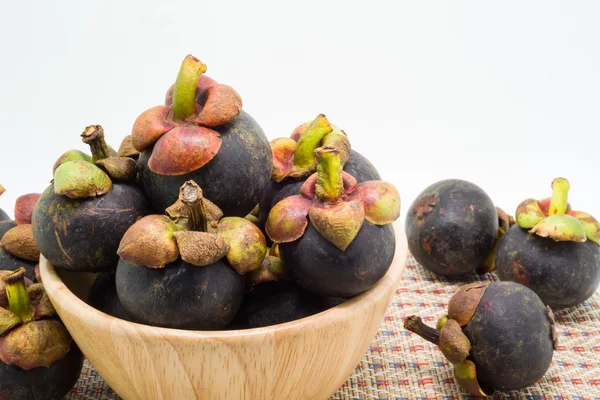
1, 1, 598, 221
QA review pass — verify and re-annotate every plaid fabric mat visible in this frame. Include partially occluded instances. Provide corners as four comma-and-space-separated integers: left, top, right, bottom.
68, 254, 600, 400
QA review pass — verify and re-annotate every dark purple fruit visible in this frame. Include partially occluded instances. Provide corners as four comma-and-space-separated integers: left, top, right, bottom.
32, 183, 150, 272
116, 258, 245, 330
0, 210, 7, 221
496, 178, 600, 308
406, 179, 499, 276
229, 280, 320, 329
132, 55, 272, 217
405, 281, 557, 396
0, 221, 16, 242
88, 273, 134, 322
266, 147, 400, 297
115, 181, 266, 330
0, 248, 36, 281
0, 268, 84, 400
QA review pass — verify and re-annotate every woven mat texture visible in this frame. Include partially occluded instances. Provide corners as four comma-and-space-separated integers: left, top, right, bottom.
68, 255, 600, 400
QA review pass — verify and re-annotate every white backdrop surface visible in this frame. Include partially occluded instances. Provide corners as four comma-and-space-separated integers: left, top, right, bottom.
0, 1, 598, 220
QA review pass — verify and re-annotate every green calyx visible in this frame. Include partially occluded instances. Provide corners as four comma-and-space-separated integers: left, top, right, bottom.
173, 55, 207, 121
548, 178, 569, 216
529, 214, 586, 243
516, 199, 546, 229
52, 150, 92, 173
54, 160, 112, 199
293, 114, 334, 172
315, 147, 344, 203
569, 211, 600, 246
4, 268, 33, 323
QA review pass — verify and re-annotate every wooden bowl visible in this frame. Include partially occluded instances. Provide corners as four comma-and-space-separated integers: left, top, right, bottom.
39, 222, 408, 400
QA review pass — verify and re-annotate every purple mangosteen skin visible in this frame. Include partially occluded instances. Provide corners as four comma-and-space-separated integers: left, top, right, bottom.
229, 280, 321, 329
0, 220, 16, 239
116, 258, 245, 330
0, 343, 84, 400
406, 179, 498, 276
258, 149, 381, 229
88, 273, 134, 322
0, 248, 36, 281
462, 282, 554, 392
0, 210, 9, 221
279, 221, 395, 298
32, 183, 151, 272
496, 225, 600, 309
138, 111, 272, 217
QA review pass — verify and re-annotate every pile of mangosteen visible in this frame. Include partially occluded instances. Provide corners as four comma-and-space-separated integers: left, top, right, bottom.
404, 177, 599, 396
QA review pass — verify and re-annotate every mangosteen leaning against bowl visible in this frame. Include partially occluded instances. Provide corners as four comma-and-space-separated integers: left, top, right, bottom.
258, 114, 380, 229
32, 125, 151, 272
133, 54, 272, 217
0, 268, 84, 400
405, 281, 557, 396
116, 180, 267, 330
266, 146, 400, 298
496, 177, 600, 309
405, 179, 505, 277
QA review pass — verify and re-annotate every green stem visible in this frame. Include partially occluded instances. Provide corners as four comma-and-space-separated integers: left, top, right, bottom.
404, 315, 441, 346
314, 147, 344, 203
548, 177, 570, 216
4, 268, 33, 322
293, 114, 333, 170
172, 55, 207, 121
81, 125, 113, 163
179, 181, 207, 232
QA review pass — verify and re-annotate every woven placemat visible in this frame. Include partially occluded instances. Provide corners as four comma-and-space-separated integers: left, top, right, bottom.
67, 254, 600, 400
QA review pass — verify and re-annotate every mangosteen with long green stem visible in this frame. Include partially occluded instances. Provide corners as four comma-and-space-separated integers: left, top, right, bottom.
116, 180, 267, 330
405, 179, 506, 277
133, 55, 272, 217
496, 177, 600, 309
258, 114, 380, 229
405, 281, 557, 396
0, 268, 84, 400
32, 125, 151, 272
266, 147, 400, 298
0, 190, 42, 281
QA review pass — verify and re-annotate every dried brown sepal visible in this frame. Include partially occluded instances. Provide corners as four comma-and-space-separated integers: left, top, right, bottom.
454, 360, 493, 397
0, 319, 71, 370
173, 231, 229, 267
0, 224, 40, 261
96, 157, 137, 181
218, 217, 267, 274
350, 181, 400, 225
166, 197, 223, 233
448, 282, 490, 326
270, 137, 297, 182
0, 271, 33, 308
546, 305, 559, 350
247, 255, 286, 287
27, 284, 56, 320
439, 319, 471, 364
147, 125, 222, 176
308, 200, 365, 251
266, 195, 312, 243
132, 105, 175, 152
0, 307, 21, 336
14, 194, 41, 225
193, 84, 243, 128
117, 215, 183, 268
117, 135, 141, 158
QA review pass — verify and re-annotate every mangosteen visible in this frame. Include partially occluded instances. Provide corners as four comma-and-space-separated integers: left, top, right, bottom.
32, 125, 151, 272
258, 115, 380, 229
116, 181, 267, 330
266, 146, 400, 297
496, 177, 600, 308
0, 268, 84, 400
405, 281, 557, 396
133, 55, 272, 217
0, 191, 43, 281
405, 179, 503, 277
88, 273, 134, 322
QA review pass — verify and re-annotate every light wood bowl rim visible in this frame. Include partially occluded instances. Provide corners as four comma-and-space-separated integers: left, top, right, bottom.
40, 222, 407, 343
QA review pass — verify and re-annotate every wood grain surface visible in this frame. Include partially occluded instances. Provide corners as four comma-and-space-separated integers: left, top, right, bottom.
40, 221, 408, 400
